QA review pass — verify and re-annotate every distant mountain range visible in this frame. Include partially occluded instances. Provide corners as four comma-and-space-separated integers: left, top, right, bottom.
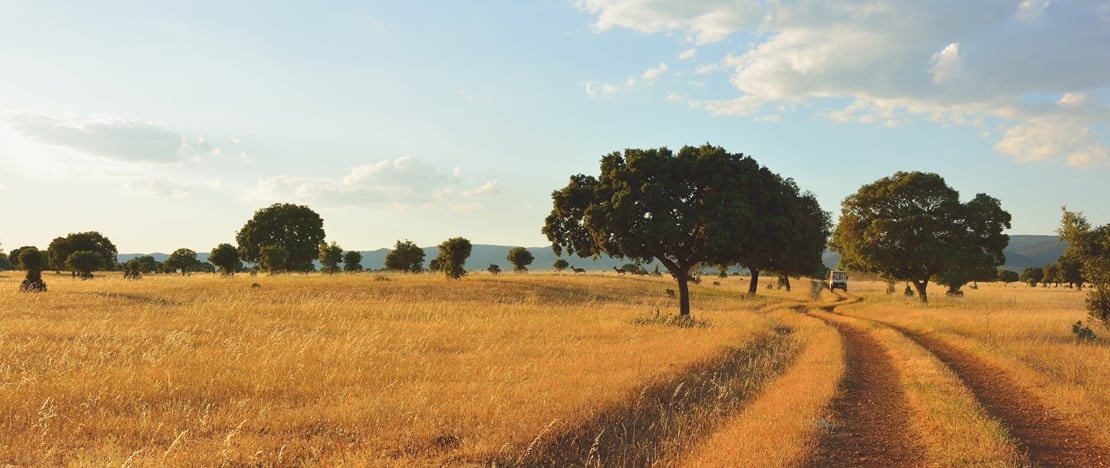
120, 235, 1066, 274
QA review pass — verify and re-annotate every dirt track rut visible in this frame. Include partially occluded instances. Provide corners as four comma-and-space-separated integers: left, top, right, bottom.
808, 318, 926, 466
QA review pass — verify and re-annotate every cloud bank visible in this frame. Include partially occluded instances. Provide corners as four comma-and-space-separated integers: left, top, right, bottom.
3, 113, 221, 164
578, 0, 1110, 167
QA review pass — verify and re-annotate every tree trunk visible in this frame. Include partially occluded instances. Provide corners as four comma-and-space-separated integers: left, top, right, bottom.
748, 269, 761, 294
780, 275, 792, 292
913, 280, 929, 303
677, 274, 691, 317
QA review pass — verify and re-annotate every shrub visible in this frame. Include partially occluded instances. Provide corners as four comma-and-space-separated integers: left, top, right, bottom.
1072, 321, 1097, 342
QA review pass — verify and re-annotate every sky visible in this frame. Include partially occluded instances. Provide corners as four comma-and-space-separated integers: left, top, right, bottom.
1, 0, 1108, 254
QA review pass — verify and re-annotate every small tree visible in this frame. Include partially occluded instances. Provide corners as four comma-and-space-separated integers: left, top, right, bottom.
66, 251, 104, 279
1020, 267, 1043, 287
259, 245, 289, 274
1042, 262, 1060, 287
209, 243, 241, 276
1059, 209, 1110, 329
318, 241, 343, 274
996, 269, 1019, 284
122, 259, 142, 279
343, 251, 363, 272
166, 248, 200, 276
435, 237, 472, 279
14, 246, 48, 292
553, 258, 569, 272
385, 240, 425, 272
507, 247, 534, 272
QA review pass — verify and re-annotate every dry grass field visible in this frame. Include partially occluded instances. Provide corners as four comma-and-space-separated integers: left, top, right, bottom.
2, 270, 1107, 466
0, 270, 812, 465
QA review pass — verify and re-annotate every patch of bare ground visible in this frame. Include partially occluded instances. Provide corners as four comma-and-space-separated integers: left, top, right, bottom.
808, 317, 927, 466
893, 327, 1110, 467
496, 328, 800, 466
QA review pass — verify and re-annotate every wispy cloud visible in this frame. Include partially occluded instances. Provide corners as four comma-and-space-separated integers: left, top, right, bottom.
2, 112, 220, 164
242, 156, 506, 207
585, 62, 670, 97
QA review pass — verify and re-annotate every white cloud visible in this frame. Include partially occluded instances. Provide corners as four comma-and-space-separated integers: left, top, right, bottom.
679, 48, 697, 60
586, 62, 670, 97
930, 42, 963, 85
126, 175, 192, 199
578, 0, 1110, 168
1, 112, 219, 164
462, 180, 507, 197
993, 116, 1108, 168
242, 156, 504, 207
574, 0, 762, 45
642, 62, 669, 81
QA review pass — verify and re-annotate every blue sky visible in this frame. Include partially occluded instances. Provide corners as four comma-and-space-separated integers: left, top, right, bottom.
1, 0, 1107, 254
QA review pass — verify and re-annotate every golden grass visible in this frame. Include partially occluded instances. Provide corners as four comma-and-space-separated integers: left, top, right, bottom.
0, 270, 808, 465
679, 307, 844, 467
838, 280, 1110, 453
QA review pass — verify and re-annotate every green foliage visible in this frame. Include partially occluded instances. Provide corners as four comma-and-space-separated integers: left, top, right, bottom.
435, 237, 472, 279
487, 264, 502, 274
1055, 254, 1085, 289
122, 260, 142, 280
1059, 209, 1110, 329
996, 270, 1019, 283
318, 241, 344, 274
236, 203, 326, 272
13, 246, 49, 292
65, 251, 104, 279
209, 243, 241, 276
1020, 266, 1043, 286
384, 239, 425, 273
428, 258, 442, 273
543, 144, 814, 316
259, 245, 289, 274
165, 248, 201, 276
552, 258, 569, 272
343, 250, 363, 272
0, 252, 10, 271
47, 232, 117, 272
1042, 263, 1060, 286
831, 171, 1011, 303
507, 247, 534, 272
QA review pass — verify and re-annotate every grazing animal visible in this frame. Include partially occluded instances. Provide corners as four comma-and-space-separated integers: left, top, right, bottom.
572, 266, 586, 274
613, 266, 626, 276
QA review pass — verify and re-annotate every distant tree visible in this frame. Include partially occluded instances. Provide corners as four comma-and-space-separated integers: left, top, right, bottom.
428, 258, 442, 273
385, 239, 425, 272
507, 247, 534, 272
544, 144, 798, 316
553, 258, 569, 272
236, 203, 326, 272
1042, 262, 1060, 287
259, 245, 289, 274
343, 250, 363, 272
1056, 254, 1085, 289
1020, 267, 1043, 287
996, 270, 1020, 284
1058, 209, 1110, 329
742, 184, 832, 293
318, 241, 344, 274
13, 246, 48, 292
128, 255, 160, 273
209, 243, 241, 276
831, 171, 1011, 303
48, 232, 118, 273
435, 237, 472, 279
65, 251, 104, 279
165, 248, 200, 275
487, 264, 502, 275
122, 259, 142, 280
0, 244, 10, 270
197, 262, 216, 273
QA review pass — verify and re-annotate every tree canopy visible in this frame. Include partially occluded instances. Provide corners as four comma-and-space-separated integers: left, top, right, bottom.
434, 237, 472, 279
507, 247, 534, 272
236, 203, 326, 272
12, 246, 48, 292
47, 232, 117, 272
343, 250, 363, 272
165, 248, 201, 275
65, 251, 104, 279
1058, 208, 1110, 329
830, 171, 1011, 303
543, 144, 816, 316
209, 243, 241, 276
318, 241, 343, 274
385, 240, 425, 272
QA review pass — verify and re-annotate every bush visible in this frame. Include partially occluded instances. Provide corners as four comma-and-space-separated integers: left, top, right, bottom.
1086, 288, 1110, 330
1072, 320, 1097, 342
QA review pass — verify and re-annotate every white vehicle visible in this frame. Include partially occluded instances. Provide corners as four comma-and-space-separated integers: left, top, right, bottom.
829, 271, 848, 291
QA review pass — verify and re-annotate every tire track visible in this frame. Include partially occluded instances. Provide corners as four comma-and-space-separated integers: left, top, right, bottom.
892, 326, 1110, 467
807, 315, 926, 466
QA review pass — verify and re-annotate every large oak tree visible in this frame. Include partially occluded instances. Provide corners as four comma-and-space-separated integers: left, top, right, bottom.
236, 203, 326, 272
830, 171, 1011, 303
544, 144, 791, 317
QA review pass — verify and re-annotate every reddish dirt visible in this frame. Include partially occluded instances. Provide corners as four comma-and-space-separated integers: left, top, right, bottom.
895, 327, 1110, 467
808, 318, 927, 467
